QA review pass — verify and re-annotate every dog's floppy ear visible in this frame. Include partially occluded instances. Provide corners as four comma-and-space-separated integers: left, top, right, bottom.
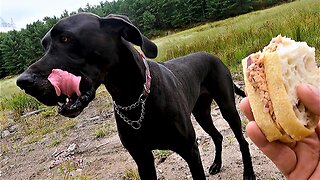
101, 14, 158, 59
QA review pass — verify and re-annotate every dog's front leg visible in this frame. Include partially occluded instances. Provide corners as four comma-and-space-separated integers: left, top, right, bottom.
176, 142, 206, 180
128, 149, 157, 180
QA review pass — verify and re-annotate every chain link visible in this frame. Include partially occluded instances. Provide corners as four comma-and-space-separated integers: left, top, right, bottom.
113, 55, 151, 130
113, 93, 147, 130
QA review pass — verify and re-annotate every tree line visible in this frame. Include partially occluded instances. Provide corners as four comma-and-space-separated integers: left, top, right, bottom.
0, 0, 292, 79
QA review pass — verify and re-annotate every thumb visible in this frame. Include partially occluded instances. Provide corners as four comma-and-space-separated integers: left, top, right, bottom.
297, 84, 320, 115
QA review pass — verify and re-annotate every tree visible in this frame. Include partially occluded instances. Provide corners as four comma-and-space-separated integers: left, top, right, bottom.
0, 0, 292, 78
142, 11, 156, 31
0, 34, 5, 78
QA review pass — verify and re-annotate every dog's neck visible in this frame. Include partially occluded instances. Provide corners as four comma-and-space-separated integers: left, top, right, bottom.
103, 41, 149, 106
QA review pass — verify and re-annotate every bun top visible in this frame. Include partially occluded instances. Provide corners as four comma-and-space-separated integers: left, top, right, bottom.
263, 35, 319, 127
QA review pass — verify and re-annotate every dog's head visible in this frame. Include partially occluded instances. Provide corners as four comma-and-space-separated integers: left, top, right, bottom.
16, 12, 157, 118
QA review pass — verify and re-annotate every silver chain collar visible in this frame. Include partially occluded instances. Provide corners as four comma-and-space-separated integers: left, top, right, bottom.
113, 54, 151, 130
113, 93, 147, 130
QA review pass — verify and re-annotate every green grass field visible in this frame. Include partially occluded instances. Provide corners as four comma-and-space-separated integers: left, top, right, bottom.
1, 0, 319, 100
0, 76, 20, 99
154, 0, 320, 71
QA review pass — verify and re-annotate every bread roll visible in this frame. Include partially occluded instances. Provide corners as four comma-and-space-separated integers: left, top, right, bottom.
242, 35, 320, 142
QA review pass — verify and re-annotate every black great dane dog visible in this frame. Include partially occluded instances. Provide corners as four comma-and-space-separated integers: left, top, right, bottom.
16, 13, 256, 180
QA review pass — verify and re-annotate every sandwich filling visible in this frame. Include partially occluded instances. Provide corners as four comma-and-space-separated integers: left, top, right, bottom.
246, 53, 284, 132
246, 35, 319, 130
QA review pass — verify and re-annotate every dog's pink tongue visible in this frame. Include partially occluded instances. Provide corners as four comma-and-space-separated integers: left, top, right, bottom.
48, 69, 81, 98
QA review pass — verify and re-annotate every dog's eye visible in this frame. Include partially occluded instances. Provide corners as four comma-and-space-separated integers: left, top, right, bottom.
60, 36, 70, 43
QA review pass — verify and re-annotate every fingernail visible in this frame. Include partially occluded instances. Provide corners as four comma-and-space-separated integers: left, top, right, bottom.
305, 84, 320, 96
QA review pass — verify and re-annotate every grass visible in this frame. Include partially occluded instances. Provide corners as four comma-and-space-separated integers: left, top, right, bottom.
56, 158, 87, 180
95, 126, 107, 138
0, 76, 21, 98
0, 93, 42, 118
48, 137, 63, 147
124, 168, 140, 180
0, 114, 79, 156
153, 0, 320, 72
153, 149, 172, 159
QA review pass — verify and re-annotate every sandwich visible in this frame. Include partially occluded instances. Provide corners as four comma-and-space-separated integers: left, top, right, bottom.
242, 35, 320, 142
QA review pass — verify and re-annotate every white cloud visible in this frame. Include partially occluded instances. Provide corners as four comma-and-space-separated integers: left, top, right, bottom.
0, 0, 105, 31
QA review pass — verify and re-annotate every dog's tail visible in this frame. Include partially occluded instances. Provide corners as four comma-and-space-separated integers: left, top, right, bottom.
234, 84, 246, 97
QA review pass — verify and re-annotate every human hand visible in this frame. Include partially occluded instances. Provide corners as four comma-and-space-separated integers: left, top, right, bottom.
240, 84, 320, 180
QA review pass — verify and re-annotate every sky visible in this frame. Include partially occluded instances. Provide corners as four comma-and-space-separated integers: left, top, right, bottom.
0, 0, 106, 32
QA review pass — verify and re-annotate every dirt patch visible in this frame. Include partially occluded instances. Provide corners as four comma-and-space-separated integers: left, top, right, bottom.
0, 89, 284, 180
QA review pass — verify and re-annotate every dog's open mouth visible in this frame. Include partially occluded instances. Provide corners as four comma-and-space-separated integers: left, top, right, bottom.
56, 90, 95, 118
48, 69, 82, 97
56, 94, 81, 117
57, 96, 76, 108
48, 69, 85, 118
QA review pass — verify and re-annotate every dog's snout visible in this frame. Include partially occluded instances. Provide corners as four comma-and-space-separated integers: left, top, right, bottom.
16, 73, 36, 89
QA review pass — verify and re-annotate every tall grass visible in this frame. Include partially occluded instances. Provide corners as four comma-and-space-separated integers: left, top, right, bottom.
0, 76, 21, 98
154, 0, 320, 72
0, 93, 42, 117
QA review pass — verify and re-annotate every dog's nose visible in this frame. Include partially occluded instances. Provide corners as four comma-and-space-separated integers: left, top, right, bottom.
16, 73, 35, 89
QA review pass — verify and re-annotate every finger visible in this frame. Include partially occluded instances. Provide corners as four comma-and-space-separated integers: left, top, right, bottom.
246, 121, 297, 176
310, 122, 320, 180
297, 84, 320, 115
316, 122, 320, 139
286, 133, 320, 180
309, 161, 320, 180
240, 97, 254, 121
